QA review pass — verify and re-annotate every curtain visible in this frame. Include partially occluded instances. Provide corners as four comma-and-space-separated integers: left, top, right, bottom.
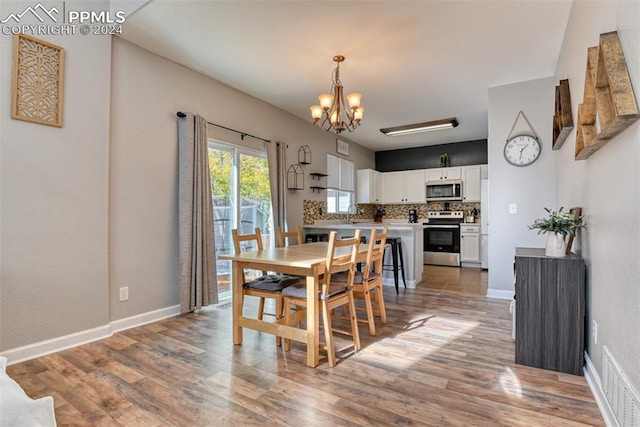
177, 113, 218, 313
266, 141, 287, 231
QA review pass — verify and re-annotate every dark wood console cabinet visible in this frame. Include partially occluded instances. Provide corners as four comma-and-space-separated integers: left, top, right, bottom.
514, 247, 585, 375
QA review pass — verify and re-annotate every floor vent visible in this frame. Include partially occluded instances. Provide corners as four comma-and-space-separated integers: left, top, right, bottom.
602, 346, 640, 427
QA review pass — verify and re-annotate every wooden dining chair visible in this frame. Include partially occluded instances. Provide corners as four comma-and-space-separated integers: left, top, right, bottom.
333, 227, 388, 335
276, 225, 303, 247
231, 228, 300, 323
282, 230, 362, 367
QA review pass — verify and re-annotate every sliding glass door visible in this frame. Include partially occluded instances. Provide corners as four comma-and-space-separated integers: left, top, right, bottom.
209, 141, 272, 299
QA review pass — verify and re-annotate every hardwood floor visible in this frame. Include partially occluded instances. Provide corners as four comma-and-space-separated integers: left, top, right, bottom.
7, 288, 603, 426
418, 264, 489, 296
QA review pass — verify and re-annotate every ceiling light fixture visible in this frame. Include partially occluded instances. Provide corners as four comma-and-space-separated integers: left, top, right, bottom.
310, 55, 364, 134
380, 117, 459, 136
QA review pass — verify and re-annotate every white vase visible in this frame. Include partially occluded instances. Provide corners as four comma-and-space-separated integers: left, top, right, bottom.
545, 232, 567, 257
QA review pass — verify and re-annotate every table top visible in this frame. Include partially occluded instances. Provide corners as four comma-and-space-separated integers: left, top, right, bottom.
218, 242, 368, 269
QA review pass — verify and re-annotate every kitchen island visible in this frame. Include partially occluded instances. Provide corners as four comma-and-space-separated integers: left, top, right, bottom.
303, 221, 425, 289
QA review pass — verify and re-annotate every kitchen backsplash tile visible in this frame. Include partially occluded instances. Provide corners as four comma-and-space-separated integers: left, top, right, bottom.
303, 200, 481, 224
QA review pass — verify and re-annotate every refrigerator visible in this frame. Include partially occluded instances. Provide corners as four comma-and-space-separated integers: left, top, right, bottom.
480, 179, 489, 269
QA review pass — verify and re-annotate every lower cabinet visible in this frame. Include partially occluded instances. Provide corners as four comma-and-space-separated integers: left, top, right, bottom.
460, 224, 480, 264
514, 247, 585, 375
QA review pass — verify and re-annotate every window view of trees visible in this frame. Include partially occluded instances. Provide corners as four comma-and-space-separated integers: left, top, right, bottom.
208, 144, 272, 297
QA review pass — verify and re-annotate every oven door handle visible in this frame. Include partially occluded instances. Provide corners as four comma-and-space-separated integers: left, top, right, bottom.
424, 225, 460, 229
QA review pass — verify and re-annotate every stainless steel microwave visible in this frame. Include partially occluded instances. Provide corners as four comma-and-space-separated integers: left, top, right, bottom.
426, 180, 463, 201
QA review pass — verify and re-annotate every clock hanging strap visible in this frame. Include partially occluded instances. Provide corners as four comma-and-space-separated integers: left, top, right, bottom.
506, 110, 539, 141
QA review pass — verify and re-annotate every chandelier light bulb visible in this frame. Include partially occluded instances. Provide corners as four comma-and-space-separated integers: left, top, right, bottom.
310, 105, 323, 120
354, 107, 364, 121
346, 92, 361, 109
319, 94, 333, 110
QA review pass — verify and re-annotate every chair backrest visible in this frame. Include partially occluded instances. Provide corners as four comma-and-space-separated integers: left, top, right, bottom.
364, 227, 388, 278
231, 227, 264, 253
323, 230, 362, 297
276, 226, 303, 247
231, 227, 267, 277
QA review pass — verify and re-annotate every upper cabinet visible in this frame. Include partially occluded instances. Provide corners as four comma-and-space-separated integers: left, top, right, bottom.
462, 165, 481, 202
383, 170, 425, 204
425, 167, 462, 182
327, 154, 354, 191
357, 169, 383, 204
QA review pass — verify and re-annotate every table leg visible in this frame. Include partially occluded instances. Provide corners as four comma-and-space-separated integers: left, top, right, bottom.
306, 266, 320, 367
232, 260, 243, 345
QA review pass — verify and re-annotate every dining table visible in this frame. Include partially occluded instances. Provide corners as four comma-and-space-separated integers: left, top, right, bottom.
218, 240, 369, 367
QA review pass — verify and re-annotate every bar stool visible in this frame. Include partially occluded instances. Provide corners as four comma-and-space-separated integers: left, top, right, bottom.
382, 237, 406, 293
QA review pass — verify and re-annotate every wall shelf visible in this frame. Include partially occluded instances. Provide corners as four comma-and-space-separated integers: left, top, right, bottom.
552, 79, 574, 150
575, 31, 640, 160
309, 186, 326, 193
310, 172, 328, 179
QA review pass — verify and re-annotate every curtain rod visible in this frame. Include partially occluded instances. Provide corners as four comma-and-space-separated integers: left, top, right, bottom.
176, 111, 271, 143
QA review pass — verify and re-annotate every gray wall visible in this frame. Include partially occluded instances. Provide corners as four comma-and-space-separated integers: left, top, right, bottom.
487, 77, 557, 296
553, 0, 640, 396
0, 0, 111, 350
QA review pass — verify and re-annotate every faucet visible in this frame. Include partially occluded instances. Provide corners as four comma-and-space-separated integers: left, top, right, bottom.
345, 204, 358, 224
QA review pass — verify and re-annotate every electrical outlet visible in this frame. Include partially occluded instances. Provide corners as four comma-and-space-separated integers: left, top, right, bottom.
119, 286, 129, 302
509, 203, 517, 214
592, 319, 598, 344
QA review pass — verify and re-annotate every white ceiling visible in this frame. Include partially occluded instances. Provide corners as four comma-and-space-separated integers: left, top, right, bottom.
119, 0, 573, 152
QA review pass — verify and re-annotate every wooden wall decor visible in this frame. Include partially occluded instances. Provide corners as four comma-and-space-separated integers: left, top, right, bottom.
12, 34, 65, 127
552, 79, 574, 150
575, 31, 639, 160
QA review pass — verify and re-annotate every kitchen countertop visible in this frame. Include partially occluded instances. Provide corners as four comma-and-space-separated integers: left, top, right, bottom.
304, 221, 425, 230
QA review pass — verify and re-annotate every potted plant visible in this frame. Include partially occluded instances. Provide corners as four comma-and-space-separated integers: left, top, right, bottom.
529, 207, 585, 257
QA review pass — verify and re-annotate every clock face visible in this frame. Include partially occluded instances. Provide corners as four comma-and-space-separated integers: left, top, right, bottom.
504, 134, 541, 166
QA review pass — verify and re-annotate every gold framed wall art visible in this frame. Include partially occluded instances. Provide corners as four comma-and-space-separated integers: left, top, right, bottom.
12, 34, 65, 127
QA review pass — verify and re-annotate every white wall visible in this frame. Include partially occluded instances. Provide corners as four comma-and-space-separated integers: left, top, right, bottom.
554, 0, 640, 393
487, 77, 557, 296
0, 1, 111, 350
109, 38, 374, 320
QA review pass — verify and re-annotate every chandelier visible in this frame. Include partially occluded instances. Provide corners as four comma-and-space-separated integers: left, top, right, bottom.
309, 55, 364, 133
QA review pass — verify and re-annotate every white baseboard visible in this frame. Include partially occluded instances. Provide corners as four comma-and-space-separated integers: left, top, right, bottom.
2, 305, 181, 366
1, 325, 112, 365
584, 352, 618, 427
486, 288, 514, 300
110, 305, 180, 333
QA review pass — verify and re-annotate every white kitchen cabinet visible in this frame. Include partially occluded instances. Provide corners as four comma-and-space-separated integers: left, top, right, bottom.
382, 170, 425, 203
356, 169, 383, 204
327, 154, 353, 191
425, 166, 461, 182
460, 224, 481, 264
462, 165, 481, 202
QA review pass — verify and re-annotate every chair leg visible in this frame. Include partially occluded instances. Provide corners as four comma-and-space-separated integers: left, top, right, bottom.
398, 241, 407, 288
363, 289, 376, 336
275, 296, 283, 346
391, 241, 400, 294
348, 292, 361, 351
258, 297, 265, 320
322, 300, 336, 367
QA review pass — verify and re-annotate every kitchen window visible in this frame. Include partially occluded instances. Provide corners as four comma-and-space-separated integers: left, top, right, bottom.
326, 154, 354, 213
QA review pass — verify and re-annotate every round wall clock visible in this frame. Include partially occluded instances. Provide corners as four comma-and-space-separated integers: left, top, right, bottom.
503, 134, 541, 166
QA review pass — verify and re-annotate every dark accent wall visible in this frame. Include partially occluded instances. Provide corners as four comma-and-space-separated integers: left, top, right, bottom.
375, 139, 488, 172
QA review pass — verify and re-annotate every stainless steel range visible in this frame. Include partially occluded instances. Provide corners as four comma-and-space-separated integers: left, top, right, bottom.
423, 211, 464, 267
